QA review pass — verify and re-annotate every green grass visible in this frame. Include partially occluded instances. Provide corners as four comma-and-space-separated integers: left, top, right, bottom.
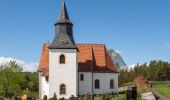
152, 83, 170, 98
111, 93, 141, 100
93, 94, 127, 100
4, 98, 8, 100
110, 94, 126, 100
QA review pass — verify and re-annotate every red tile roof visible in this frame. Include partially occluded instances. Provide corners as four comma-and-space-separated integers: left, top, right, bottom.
39, 44, 118, 76
38, 44, 49, 76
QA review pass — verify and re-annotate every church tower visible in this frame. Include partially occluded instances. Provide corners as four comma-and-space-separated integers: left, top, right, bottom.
50, 1, 75, 49
49, 1, 78, 99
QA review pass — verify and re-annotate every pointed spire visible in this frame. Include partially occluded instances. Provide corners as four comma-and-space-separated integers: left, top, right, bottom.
60, 0, 69, 20
55, 0, 73, 25
50, 0, 75, 49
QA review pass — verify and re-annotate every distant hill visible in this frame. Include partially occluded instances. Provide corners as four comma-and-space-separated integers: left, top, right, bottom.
108, 49, 127, 68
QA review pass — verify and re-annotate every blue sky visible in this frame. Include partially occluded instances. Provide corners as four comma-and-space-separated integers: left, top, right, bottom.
0, 0, 170, 66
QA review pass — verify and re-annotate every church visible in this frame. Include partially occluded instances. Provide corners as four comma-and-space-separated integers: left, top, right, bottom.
38, 1, 119, 99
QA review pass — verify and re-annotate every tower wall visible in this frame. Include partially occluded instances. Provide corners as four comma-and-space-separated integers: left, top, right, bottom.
49, 49, 78, 99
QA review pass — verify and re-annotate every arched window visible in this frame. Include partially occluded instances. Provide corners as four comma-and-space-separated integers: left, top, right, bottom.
80, 74, 84, 81
43, 95, 47, 100
59, 54, 65, 64
45, 76, 49, 82
110, 79, 114, 89
95, 79, 100, 89
60, 84, 66, 95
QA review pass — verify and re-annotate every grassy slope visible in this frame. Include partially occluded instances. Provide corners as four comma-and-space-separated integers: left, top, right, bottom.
152, 84, 170, 98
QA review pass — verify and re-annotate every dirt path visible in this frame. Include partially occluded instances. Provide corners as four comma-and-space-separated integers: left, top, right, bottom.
153, 91, 170, 100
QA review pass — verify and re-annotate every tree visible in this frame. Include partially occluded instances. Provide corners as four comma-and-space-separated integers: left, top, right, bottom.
53, 93, 57, 100
0, 61, 22, 97
133, 76, 149, 93
19, 72, 39, 98
119, 60, 170, 85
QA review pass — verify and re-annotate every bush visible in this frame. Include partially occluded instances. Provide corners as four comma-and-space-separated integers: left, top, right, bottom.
49, 93, 57, 100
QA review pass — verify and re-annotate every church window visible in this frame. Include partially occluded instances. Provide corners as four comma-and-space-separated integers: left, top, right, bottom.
45, 76, 49, 82
80, 74, 84, 81
95, 79, 100, 89
60, 84, 66, 95
59, 54, 65, 64
43, 95, 47, 100
110, 79, 114, 89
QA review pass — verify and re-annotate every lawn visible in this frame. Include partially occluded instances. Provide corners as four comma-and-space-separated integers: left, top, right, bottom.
152, 83, 170, 98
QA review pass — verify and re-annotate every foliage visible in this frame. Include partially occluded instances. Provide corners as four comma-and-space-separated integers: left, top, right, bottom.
20, 72, 39, 98
80, 93, 141, 100
0, 61, 22, 97
119, 60, 170, 85
0, 61, 38, 98
133, 76, 149, 93
50, 93, 57, 100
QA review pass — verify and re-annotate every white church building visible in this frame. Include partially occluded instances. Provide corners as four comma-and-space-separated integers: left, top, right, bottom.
38, 1, 119, 99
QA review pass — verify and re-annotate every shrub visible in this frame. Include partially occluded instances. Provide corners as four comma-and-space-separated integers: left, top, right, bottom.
49, 93, 57, 100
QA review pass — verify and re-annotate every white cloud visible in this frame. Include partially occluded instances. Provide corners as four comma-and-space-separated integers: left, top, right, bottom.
128, 64, 136, 68
127, 63, 146, 69
120, 64, 136, 70
0, 56, 38, 72
115, 49, 121, 54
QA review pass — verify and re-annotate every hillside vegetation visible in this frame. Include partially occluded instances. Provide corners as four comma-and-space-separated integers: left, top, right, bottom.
119, 60, 170, 85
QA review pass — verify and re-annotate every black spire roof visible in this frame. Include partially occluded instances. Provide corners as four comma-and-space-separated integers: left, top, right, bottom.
50, 1, 76, 49
55, 1, 73, 25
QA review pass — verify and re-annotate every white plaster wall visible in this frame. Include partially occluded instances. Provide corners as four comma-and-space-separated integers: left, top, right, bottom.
79, 72, 92, 95
93, 73, 119, 94
39, 73, 49, 99
79, 72, 119, 95
49, 49, 78, 99
39, 73, 42, 99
